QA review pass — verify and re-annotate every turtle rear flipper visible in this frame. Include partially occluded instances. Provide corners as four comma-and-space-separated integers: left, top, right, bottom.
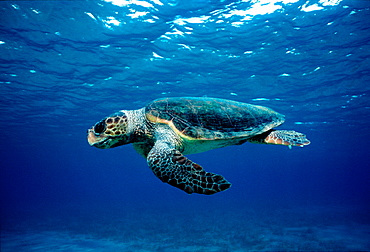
248, 129, 310, 147
147, 141, 231, 195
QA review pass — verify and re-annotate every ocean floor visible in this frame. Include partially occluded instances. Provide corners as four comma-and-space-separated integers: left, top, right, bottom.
1, 204, 369, 251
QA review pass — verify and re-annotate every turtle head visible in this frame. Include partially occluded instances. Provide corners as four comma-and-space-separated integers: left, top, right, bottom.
87, 111, 133, 149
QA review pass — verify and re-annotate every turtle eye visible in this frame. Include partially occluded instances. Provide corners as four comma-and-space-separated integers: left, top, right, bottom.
94, 120, 106, 134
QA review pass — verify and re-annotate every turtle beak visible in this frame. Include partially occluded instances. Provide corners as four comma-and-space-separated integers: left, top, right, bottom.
87, 128, 98, 146
87, 128, 107, 147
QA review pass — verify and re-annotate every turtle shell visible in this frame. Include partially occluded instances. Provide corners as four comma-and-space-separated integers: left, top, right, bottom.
145, 97, 285, 140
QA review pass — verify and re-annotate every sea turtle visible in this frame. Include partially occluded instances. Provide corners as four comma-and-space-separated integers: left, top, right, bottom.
87, 97, 310, 195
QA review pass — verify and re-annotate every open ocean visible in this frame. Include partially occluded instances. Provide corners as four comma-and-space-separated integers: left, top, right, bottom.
1, 0, 369, 251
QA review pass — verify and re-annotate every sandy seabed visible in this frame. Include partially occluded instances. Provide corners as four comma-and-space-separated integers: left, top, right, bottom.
2, 205, 369, 251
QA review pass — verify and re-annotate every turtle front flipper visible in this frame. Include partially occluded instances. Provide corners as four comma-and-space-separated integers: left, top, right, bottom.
248, 129, 310, 147
147, 141, 231, 195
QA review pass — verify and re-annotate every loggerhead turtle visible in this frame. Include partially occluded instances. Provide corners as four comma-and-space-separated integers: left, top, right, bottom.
87, 97, 310, 195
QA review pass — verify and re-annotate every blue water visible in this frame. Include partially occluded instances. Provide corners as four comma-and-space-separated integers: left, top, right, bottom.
1, 0, 369, 251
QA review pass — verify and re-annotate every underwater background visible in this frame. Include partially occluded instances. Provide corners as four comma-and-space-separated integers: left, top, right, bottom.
1, 0, 369, 251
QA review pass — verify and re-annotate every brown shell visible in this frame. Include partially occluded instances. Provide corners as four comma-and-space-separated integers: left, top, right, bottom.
145, 97, 285, 140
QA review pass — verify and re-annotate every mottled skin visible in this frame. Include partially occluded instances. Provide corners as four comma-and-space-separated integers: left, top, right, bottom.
88, 97, 310, 195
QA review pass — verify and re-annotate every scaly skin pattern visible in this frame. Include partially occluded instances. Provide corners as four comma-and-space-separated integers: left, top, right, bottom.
247, 129, 310, 147
264, 130, 310, 146
147, 141, 231, 195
